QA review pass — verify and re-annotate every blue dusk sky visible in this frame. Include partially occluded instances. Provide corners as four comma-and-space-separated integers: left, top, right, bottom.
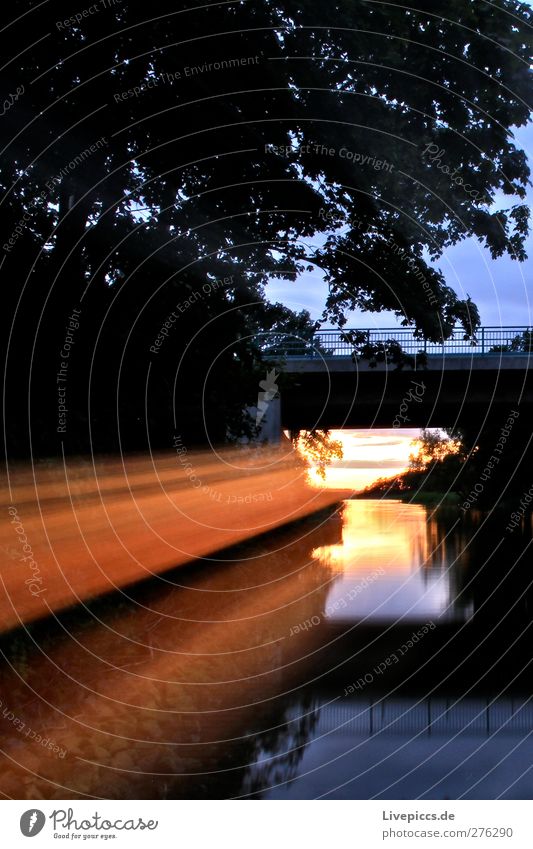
267, 124, 533, 331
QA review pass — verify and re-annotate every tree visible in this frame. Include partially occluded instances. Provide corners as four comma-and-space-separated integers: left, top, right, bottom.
360, 428, 465, 498
1, 1, 531, 454
490, 329, 533, 353
294, 430, 344, 480
409, 429, 463, 471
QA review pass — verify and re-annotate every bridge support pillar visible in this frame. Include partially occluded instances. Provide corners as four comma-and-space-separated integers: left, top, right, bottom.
244, 397, 282, 444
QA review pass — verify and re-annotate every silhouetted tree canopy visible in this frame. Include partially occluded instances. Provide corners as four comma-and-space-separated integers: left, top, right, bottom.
2, 0, 531, 453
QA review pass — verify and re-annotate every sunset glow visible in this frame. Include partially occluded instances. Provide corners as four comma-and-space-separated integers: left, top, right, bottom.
311, 500, 453, 622
307, 428, 423, 492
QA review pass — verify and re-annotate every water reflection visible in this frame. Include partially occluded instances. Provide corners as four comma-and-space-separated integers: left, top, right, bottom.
0, 511, 339, 800
1, 499, 532, 799
314, 501, 473, 623
251, 696, 533, 800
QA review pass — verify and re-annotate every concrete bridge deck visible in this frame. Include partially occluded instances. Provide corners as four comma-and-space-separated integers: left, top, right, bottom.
283, 352, 533, 373
274, 328, 532, 429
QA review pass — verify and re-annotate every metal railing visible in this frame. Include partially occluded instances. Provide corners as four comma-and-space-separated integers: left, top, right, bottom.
314, 697, 533, 737
269, 327, 533, 358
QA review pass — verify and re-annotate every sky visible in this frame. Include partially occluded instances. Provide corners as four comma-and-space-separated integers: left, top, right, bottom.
305, 428, 421, 491
269, 124, 533, 491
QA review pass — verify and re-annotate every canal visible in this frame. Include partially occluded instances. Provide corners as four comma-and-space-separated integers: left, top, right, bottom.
1, 499, 532, 799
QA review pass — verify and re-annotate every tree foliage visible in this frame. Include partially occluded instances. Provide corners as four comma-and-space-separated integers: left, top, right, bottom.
490, 329, 533, 352
1, 1, 531, 453
294, 430, 344, 480
409, 428, 463, 471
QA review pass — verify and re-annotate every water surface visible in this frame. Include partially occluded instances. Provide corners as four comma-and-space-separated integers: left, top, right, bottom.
1, 499, 531, 799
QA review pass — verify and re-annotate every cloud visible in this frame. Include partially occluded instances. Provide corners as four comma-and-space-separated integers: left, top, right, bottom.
348, 437, 412, 449
331, 458, 407, 470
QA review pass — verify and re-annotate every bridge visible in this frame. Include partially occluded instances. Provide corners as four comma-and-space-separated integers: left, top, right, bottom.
269, 326, 533, 430
279, 325, 533, 359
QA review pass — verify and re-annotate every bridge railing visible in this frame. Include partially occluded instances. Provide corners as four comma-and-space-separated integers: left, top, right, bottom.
266, 327, 533, 357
